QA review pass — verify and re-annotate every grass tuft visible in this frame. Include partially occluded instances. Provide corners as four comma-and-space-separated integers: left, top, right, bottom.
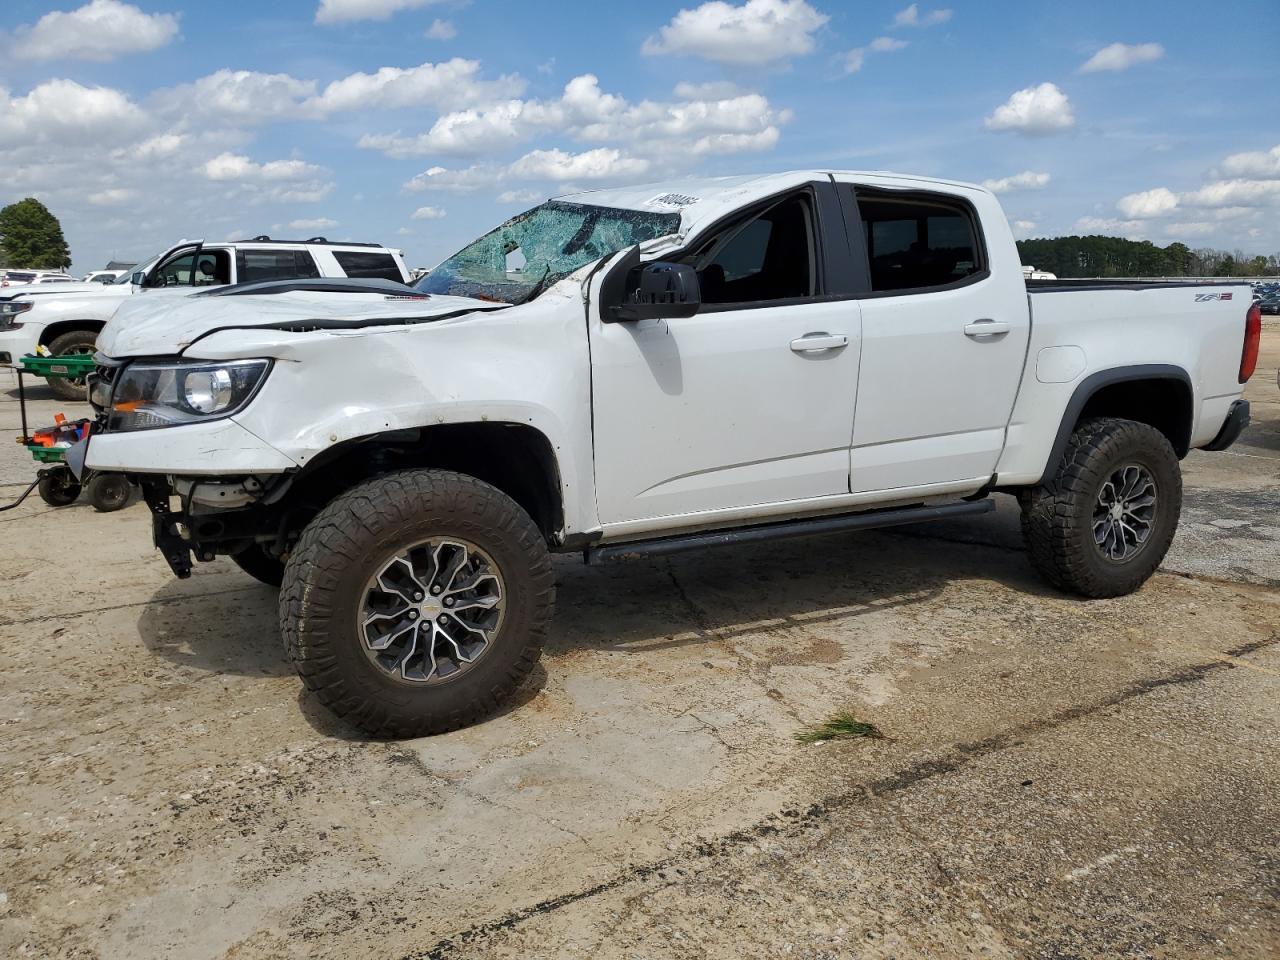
794, 712, 884, 744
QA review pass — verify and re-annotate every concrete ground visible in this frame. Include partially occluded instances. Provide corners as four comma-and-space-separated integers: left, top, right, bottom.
0, 328, 1277, 959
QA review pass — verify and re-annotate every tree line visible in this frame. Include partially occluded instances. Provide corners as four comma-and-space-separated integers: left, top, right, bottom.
1016, 235, 1280, 278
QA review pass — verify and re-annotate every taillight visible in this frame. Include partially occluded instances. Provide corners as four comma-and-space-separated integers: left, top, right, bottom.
1240, 303, 1261, 383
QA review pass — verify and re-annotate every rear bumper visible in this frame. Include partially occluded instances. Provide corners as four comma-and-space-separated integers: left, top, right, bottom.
1203, 399, 1250, 452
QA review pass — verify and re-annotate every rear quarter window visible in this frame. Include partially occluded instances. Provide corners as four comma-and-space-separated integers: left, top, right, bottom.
332, 250, 402, 281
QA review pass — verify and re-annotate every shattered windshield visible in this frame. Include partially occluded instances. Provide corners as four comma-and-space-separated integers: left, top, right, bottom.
416, 201, 681, 305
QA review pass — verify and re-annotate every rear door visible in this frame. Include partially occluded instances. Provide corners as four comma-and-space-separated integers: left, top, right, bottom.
832, 180, 1030, 493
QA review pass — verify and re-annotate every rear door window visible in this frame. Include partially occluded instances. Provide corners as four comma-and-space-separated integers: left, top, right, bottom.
237, 249, 321, 283
332, 250, 402, 281
857, 192, 984, 293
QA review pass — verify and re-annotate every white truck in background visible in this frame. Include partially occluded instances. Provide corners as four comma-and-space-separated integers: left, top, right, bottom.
0, 237, 410, 399
80, 170, 1259, 736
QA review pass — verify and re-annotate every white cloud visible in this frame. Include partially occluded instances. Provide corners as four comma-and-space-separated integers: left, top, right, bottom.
88, 187, 134, 205
407, 147, 652, 192
8, 0, 179, 62
673, 80, 744, 99
125, 133, 186, 159
497, 189, 543, 204
1164, 221, 1216, 237
1075, 216, 1143, 236
984, 82, 1075, 135
0, 79, 147, 147
1219, 144, 1280, 179
410, 205, 446, 220
1079, 42, 1165, 74
203, 153, 322, 181
162, 69, 316, 123
845, 37, 908, 74
982, 170, 1051, 193
359, 74, 787, 160
289, 217, 337, 230
1181, 179, 1280, 208
202, 152, 333, 203
306, 58, 523, 115
642, 0, 828, 65
1010, 219, 1037, 238
510, 147, 650, 181
315, 0, 441, 24
892, 4, 952, 27
425, 18, 456, 40
1116, 186, 1179, 219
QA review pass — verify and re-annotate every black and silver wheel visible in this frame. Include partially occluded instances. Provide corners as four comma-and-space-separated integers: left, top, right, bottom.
87, 472, 131, 512
359, 539, 506, 684
45, 329, 98, 402
1020, 417, 1181, 598
37, 467, 81, 507
281, 469, 554, 737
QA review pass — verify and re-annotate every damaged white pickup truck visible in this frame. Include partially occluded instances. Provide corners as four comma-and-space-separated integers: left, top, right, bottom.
81, 171, 1260, 736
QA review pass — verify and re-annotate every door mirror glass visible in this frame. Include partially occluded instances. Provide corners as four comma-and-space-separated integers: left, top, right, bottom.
610, 261, 701, 322
131, 271, 145, 286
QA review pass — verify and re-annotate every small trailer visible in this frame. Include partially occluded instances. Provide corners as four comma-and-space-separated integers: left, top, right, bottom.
2, 353, 131, 513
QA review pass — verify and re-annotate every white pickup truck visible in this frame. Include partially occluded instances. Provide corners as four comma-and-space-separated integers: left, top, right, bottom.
0, 237, 410, 399
80, 171, 1260, 737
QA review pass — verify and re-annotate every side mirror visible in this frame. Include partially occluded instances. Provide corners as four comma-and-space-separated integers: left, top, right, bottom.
610, 261, 701, 322
131, 271, 145, 286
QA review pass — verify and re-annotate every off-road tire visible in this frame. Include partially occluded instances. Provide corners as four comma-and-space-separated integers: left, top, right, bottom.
280, 469, 555, 737
88, 472, 131, 512
1019, 417, 1181, 598
231, 544, 285, 587
37, 468, 80, 507
45, 329, 98, 401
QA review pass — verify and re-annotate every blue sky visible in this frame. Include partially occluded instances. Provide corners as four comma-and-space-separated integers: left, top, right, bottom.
0, 0, 1276, 272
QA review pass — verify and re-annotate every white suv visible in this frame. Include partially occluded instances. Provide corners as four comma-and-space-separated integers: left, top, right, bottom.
0, 237, 409, 399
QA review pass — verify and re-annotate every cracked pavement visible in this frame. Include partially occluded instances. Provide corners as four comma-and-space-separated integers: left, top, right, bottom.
0, 327, 1277, 959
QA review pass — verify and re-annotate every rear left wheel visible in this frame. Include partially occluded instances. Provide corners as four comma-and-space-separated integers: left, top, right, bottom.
1019, 417, 1181, 598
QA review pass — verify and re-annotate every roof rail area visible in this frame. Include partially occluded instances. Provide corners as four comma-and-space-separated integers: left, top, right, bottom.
235, 235, 384, 248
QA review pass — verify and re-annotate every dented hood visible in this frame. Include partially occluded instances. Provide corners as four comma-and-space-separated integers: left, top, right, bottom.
1, 281, 134, 301
97, 285, 503, 358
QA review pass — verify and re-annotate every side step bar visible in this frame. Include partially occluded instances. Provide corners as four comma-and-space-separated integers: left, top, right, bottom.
584, 498, 995, 565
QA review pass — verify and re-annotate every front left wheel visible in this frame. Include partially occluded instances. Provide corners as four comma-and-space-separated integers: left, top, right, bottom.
280, 469, 555, 738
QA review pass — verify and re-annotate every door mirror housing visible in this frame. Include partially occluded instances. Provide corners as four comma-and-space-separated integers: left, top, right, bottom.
130, 271, 145, 286
610, 261, 701, 322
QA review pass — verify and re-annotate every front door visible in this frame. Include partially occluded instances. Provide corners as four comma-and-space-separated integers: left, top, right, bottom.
589, 187, 863, 529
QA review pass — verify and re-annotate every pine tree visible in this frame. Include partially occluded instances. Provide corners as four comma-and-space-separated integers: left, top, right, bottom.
0, 197, 71, 269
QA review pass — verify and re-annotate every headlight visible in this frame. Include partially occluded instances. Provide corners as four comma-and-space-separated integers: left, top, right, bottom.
0, 301, 32, 327
107, 359, 271, 431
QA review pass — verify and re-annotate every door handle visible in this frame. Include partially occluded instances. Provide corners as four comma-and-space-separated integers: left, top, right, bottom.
963, 319, 1011, 339
789, 332, 848, 353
